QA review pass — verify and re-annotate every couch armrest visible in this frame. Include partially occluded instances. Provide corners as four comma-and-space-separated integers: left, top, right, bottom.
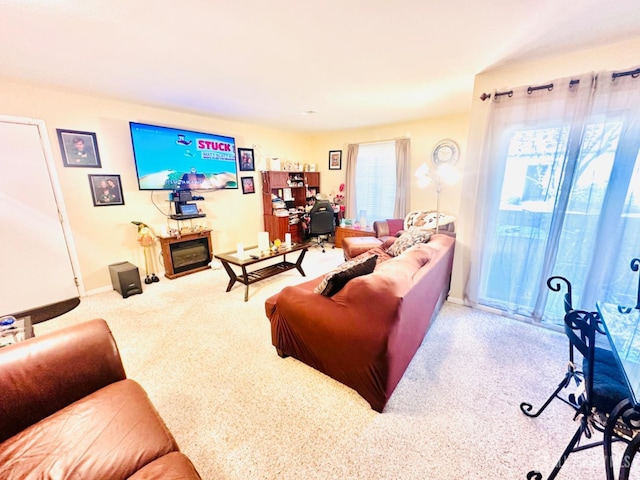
373, 220, 390, 238
270, 274, 403, 358
0, 318, 126, 443
373, 219, 404, 239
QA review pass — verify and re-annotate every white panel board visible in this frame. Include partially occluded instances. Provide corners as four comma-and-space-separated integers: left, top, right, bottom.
0, 121, 78, 315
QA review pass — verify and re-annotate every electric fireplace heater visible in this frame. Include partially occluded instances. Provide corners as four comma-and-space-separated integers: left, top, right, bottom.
169, 238, 210, 274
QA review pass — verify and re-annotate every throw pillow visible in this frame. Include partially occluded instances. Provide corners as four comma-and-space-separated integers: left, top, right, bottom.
314, 254, 378, 297
386, 227, 432, 257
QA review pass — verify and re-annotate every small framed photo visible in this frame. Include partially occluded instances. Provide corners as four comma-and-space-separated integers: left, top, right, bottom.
329, 150, 342, 170
241, 176, 255, 194
88, 174, 125, 206
57, 129, 102, 168
238, 148, 255, 171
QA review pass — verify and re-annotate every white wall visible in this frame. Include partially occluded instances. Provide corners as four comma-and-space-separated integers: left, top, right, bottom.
309, 114, 470, 221
0, 79, 314, 292
4, 34, 638, 298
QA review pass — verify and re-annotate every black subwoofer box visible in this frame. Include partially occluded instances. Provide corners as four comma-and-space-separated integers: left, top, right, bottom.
108, 261, 142, 298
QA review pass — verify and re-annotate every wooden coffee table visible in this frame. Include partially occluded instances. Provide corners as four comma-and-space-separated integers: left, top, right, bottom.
214, 242, 310, 301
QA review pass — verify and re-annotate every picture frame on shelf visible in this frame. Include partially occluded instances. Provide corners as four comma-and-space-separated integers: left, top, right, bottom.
241, 176, 255, 194
329, 150, 342, 170
88, 174, 124, 206
57, 129, 102, 168
238, 148, 255, 171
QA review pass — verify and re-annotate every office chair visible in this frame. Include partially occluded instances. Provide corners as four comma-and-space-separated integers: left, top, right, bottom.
308, 199, 335, 253
527, 309, 632, 480
520, 276, 580, 418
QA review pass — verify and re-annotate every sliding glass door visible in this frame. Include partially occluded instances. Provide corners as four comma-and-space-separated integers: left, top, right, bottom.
468, 71, 640, 327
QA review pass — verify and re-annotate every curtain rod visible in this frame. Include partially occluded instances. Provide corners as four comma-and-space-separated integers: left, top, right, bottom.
354, 137, 409, 146
479, 67, 640, 101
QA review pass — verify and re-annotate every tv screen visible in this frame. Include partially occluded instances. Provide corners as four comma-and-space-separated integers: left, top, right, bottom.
129, 122, 238, 191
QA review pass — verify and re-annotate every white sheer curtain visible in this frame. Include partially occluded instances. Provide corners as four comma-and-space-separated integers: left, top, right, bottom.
394, 138, 410, 218
345, 144, 358, 219
466, 69, 640, 326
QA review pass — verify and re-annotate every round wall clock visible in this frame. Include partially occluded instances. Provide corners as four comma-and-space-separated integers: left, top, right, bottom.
432, 139, 459, 166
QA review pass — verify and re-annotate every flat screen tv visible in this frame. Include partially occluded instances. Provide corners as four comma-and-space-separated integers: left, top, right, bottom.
129, 122, 238, 191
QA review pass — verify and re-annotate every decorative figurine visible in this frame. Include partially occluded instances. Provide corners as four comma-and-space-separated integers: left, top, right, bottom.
131, 221, 160, 284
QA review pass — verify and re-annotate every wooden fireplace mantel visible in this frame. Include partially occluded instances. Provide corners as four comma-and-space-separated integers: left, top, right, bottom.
158, 230, 213, 279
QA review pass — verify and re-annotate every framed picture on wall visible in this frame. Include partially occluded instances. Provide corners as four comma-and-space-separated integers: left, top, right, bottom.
88, 174, 125, 206
238, 147, 255, 171
241, 176, 255, 194
329, 150, 342, 170
57, 129, 102, 168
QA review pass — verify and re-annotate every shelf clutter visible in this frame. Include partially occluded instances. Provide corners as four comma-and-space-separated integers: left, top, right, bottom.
261, 171, 320, 243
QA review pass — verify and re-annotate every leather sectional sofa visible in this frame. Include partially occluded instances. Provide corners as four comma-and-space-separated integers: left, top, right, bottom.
0, 318, 201, 479
265, 233, 455, 412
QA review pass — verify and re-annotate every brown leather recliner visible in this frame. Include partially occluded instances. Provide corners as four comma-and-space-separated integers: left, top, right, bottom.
0, 319, 201, 479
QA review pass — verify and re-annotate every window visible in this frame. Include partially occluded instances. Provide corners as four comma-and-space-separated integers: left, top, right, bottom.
354, 141, 396, 223
483, 122, 622, 321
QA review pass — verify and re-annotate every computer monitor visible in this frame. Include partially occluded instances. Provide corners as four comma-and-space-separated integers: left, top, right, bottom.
178, 203, 198, 215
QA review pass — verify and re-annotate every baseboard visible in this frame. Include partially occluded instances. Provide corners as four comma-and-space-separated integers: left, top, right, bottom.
85, 268, 170, 297
85, 285, 114, 297
447, 296, 464, 305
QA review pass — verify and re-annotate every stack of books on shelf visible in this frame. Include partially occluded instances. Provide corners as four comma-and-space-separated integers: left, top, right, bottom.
288, 209, 300, 225
272, 195, 289, 216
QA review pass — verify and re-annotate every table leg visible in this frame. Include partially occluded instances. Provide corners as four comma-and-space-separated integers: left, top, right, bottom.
620, 433, 640, 480
241, 266, 249, 302
220, 261, 237, 292
604, 398, 639, 480
295, 248, 307, 276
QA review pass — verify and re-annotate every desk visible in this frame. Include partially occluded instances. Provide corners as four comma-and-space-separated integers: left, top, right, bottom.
597, 303, 640, 480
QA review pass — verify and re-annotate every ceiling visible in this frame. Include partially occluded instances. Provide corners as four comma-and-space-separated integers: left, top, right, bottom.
3, 0, 640, 132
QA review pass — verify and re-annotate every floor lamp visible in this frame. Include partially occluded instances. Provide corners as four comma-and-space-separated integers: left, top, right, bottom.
414, 163, 458, 234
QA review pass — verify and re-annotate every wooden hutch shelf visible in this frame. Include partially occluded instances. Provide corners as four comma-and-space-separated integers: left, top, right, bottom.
261, 171, 320, 243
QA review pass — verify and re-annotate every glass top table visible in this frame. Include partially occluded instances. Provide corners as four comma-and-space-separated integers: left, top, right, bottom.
597, 302, 640, 405
595, 302, 640, 480
214, 242, 310, 301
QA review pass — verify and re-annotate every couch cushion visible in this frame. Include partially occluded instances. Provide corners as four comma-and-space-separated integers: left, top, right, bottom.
0, 379, 179, 480
314, 253, 378, 296
128, 452, 201, 479
386, 227, 432, 257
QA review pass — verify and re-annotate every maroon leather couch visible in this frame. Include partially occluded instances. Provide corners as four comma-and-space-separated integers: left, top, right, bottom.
265, 234, 455, 412
0, 319, 201, 479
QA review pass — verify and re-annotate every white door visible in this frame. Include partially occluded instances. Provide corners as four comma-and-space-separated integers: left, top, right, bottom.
0, 118, 80, 315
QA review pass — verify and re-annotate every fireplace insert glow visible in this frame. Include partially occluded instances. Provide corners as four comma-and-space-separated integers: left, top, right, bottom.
169, 238, 210, 274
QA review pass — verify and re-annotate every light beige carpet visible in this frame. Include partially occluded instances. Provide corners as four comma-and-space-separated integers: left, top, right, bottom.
35, 246, 638, 479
